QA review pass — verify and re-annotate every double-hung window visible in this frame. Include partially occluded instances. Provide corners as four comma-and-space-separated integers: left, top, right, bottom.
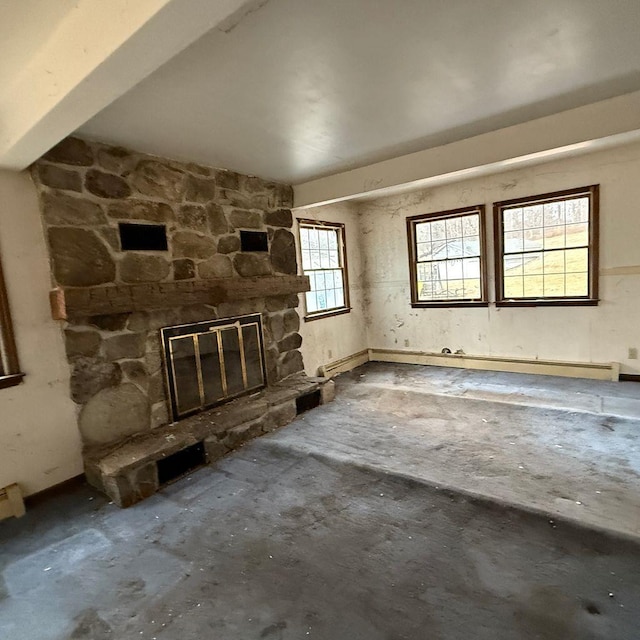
407, 205, 488, 307
298, 220, 350, 320
494, 185, 599, 305
0, 251, 22, 389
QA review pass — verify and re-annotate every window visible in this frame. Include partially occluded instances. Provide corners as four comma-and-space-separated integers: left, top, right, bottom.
0, 252, 23, 389
494, 185, 599, 306
407, 205, 488, 307
298, 220, 350, 320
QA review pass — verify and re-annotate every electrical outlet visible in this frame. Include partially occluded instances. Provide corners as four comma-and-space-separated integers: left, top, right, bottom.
628, 347, 638, 360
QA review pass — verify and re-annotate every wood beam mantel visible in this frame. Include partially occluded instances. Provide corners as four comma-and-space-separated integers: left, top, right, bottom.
50, 275, 310, 320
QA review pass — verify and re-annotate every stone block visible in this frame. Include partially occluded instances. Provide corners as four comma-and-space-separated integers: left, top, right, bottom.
130, 160, 186, 201
150, 401, 169, 429
320, 379, 336, 404
35, 164, 82, 192
221, 190, 270, 210
120, 359, 148, 389
91, 314, 128, 331
70, 356, 122, 404
266, 313, 285, 342
177, 204, 208, 231
283, 309, 301, 334
278, 333, 302, 352
216, 299, 264, 318
98, 227, 121, 251
233, 253, 272, 277
265, 209, 293, 228
217, 235, 240, 254
222, 419, 264, 449
65, 329, 101, 359
265, 296, 287, 312
267, 400, 297, 430
204, 437, 228, 463
173, 231, 217, 259
78, 383, 150, 445
43, 137, 94, 166
207, 204, 229, 235
197, 255, 233, 279
103, 463, 159, 508
119, 254, 170, 283
173, 258, 195, 280
107, 200, 173, 222
270, 229, 297, 274
220, 399, 269, 430
41, 192, 106, 226
96, 145, 136, 174
148, 371, 167, 405
85, 169, 131, 199
278, 350, 304, 379
229, 209, 262, 229
215, 169, 241, 191
48, 227, 115, 286
184, 175, 217, 203
104, 333, 147, 361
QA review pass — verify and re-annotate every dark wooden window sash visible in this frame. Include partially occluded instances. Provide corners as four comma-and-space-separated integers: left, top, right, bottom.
297, 218, 351, 320
406, 205, 489, 307
0, 251, 23, 389
493, 185, 599, 307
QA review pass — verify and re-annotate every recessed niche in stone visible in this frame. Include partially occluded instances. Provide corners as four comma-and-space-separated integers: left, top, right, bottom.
240, 230, 269, 252
296, 389, 321, 414
157, 441, 206, 485
118, 222, 168, 251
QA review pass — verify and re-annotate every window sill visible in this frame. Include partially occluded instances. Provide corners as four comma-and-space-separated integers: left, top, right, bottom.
304, 307, 351, 322
496, 298, 599, 307
411, 301, 489, 309
0, 373, 25, 390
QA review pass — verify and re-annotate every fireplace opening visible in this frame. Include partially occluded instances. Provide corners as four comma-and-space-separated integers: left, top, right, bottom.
161, 314, 266, 420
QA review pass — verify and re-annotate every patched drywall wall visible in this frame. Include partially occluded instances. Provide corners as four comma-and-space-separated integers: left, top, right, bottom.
358, 141, 640, 375
296, 201, 368, 376
0, 169, 82, 496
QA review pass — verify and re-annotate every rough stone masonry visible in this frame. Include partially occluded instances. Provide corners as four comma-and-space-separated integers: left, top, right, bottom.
30, 136, 306, 450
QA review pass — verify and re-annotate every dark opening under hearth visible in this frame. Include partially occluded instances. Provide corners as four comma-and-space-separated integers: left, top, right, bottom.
157, 441, 206, 485
296, 389, 321, 414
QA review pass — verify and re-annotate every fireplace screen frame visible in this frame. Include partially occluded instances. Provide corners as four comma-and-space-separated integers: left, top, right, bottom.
161, 314, 267, 421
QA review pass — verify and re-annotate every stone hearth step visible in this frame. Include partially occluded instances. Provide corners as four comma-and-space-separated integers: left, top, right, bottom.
84, 374, 335, 507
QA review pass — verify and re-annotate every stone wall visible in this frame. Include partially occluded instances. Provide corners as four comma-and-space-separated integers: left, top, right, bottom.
31, 137, 304, 448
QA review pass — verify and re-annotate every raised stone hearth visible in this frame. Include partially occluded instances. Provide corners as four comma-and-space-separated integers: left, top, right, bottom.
31, 136, 331, 505
85, 374, 335, 507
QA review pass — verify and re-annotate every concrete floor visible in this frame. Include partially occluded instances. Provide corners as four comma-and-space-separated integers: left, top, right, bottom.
1, 363, 640, 639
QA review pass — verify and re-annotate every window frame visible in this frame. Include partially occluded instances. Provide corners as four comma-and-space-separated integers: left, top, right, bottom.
493, 185, 599, 307
0, 251, 23, 389
297, 218, 351, 322
406, 205, 489, 308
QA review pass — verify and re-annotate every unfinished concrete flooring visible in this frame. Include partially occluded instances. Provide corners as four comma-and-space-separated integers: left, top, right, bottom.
1, 363, 640, 639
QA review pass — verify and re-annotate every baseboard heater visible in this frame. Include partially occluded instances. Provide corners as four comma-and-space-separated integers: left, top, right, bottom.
320, 348, 619, 382
0, 483, 26, 521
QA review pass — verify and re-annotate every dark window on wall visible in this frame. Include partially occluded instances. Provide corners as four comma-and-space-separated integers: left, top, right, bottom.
407, 205, 488, 307
494, 185, 599, 306
0, 252, 23, 389
298, 220, 350, 320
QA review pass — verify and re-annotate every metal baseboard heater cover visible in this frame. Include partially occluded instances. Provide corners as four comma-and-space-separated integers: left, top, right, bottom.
161, 314, 266, 420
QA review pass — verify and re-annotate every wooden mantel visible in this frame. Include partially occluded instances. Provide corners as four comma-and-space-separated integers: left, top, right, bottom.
49, 275, 310, 320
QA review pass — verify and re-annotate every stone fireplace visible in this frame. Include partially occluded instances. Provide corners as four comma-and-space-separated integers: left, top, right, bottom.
31, 137, 334, 506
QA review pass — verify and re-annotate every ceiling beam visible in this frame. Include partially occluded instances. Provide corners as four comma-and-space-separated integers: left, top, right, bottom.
293, 90, 640, 209
0, 0, 254, 171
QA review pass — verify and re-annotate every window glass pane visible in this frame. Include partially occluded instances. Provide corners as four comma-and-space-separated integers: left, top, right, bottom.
446, 239, 463, 259
301, 249, 311, 270
431, 220, 446, 241
326, 289, 336, 309
543, 201, 565, 227
416, 222, 431, 243
504, 231, 524, 253
543, 251, 565, 274
445, 217, 462, 239
335, 288, 344, 307
565, 222, 589, 247
543, 225, 565, 250
523, 252, 542, 275
462, 214, 479, 236
523, 275, 544, 297
308, 228, 319, 250
504, 254, 523, 276
504, 276, 524, 298
566, 272, 588, 296
565, 247, 589, 273
318, 229, 329, 251
463, 237, 480, 257
503, 208, 523, 231
523, 227, 544, 251
544, 274, 566, 297
306, 290, 318, 313
310, 250, 321, 269
463, 279, 481, 298
523, 205, 543, 229
462, 257, 480, 279
320, 250, 330, 268
328, 250, 340, 267
566, 197, 589, 223
299, 227, 309, 248
328, 230, 338, 251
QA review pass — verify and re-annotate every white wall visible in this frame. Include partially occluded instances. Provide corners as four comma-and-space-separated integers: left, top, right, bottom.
0, 169, 82, 496
358, 141, 640, 375
296, 201, 368, 376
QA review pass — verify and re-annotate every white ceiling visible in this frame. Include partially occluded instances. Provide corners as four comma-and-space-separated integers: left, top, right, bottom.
77, 0, 640, 184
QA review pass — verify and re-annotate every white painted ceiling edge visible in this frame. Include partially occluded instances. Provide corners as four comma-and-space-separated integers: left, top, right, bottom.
0, 0, 256, 171
293, 89, 640, 209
